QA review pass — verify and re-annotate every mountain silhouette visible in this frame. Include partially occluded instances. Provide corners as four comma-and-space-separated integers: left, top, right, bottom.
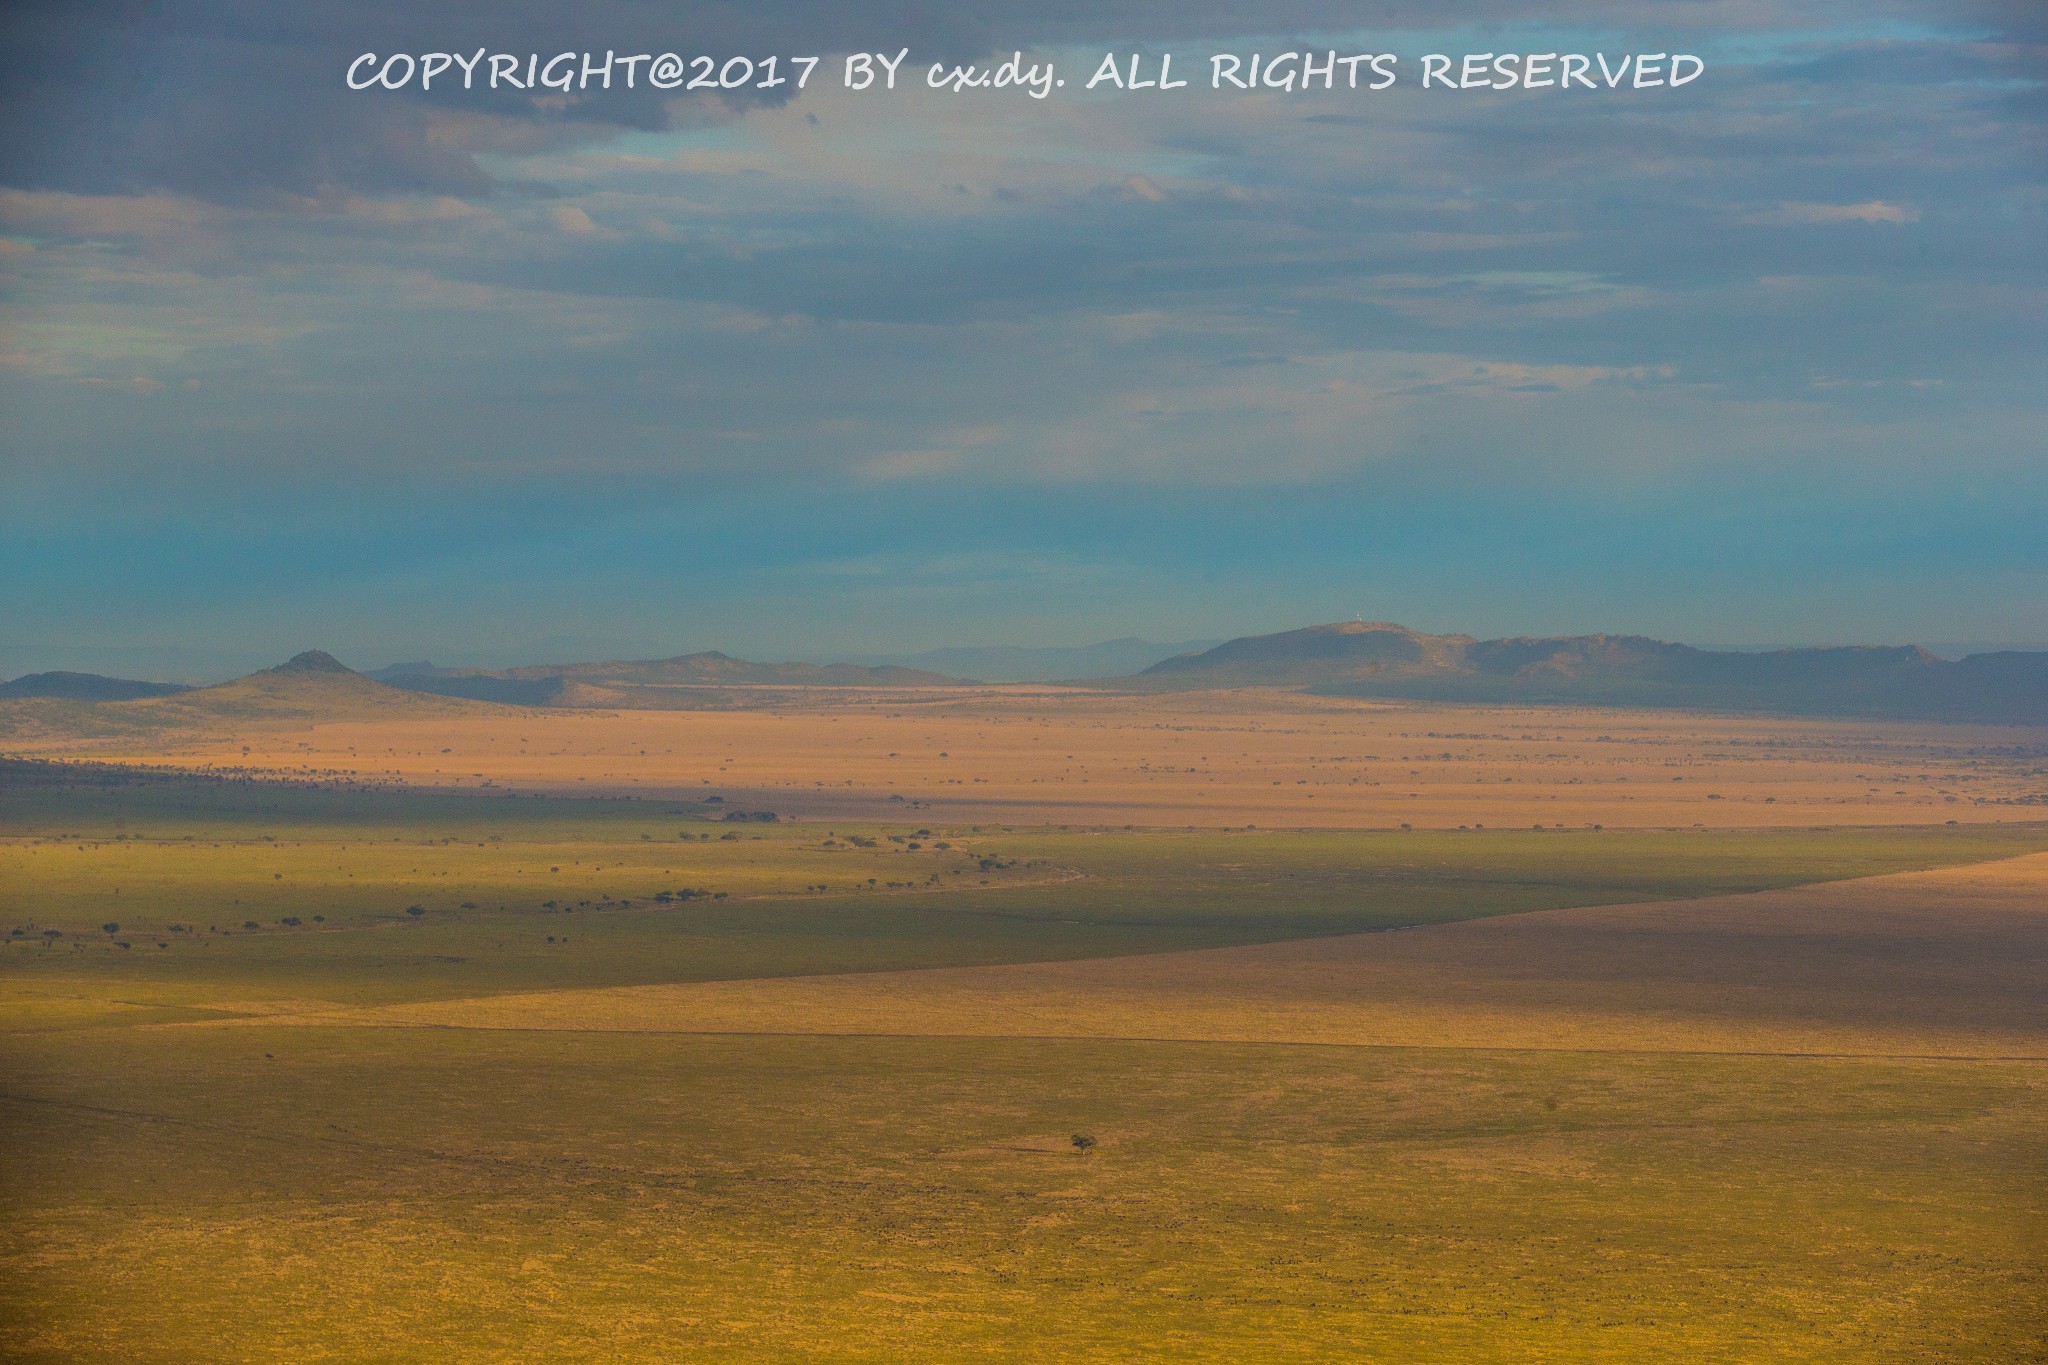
0, 671, 193, 701
1139, 623, 2045, 723
371, 650, 969, 706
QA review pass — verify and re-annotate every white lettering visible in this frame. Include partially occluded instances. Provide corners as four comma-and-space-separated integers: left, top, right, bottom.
450, 48, 486, 88
1086, 52, 1124, 90
540, 52, 576, 92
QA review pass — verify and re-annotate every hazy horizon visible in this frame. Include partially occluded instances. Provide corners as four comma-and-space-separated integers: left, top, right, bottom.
8, 622, 2047, 689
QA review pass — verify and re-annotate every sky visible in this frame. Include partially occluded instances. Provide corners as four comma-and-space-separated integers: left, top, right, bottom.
1, 1, 2043, 680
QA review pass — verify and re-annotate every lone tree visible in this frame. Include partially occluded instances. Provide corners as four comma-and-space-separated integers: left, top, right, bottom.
1071, 1134, 1097, 1153
102, 922, 120, 935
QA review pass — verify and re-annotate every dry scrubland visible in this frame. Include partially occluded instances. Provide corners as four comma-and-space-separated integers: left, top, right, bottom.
3, 692, 2047, 1361
13, 687, 2046, 830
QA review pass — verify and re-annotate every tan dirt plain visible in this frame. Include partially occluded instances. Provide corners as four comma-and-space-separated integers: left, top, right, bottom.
48, 687, 2048, 829
282, 853, 2048, 1060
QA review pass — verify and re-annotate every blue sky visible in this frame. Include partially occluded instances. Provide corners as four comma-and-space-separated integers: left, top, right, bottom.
2, 1, 2043, 678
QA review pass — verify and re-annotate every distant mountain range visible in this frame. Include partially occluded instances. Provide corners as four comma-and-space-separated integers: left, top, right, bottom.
0, 651, 489, 742
837, 637, 1225, 684
365, 651, 966, 707
1138, 622, 2047, 724
127, 650, 489, 723
0, 671, 192, 702
6, 624, 2044, 726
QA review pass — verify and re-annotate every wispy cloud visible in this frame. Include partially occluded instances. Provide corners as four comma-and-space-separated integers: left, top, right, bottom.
1747, 199, 1922, 225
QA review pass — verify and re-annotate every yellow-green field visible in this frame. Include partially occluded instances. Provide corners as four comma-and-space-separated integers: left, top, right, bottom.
7, 1031, 2043, 1363
2, 762, 2045, 1360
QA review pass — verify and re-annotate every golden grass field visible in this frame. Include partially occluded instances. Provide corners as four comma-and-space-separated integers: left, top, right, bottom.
3, 691, 2046, 1361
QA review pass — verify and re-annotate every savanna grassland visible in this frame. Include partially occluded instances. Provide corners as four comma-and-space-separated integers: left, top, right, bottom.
3, 689, 2047, 1361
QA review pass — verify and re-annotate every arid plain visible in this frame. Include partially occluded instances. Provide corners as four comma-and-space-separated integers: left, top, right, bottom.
13, 684, 2045, 829
3, 678, 2045, 1360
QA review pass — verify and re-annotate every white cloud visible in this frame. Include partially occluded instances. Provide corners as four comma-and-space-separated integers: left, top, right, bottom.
1748, 200, 1921, 225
